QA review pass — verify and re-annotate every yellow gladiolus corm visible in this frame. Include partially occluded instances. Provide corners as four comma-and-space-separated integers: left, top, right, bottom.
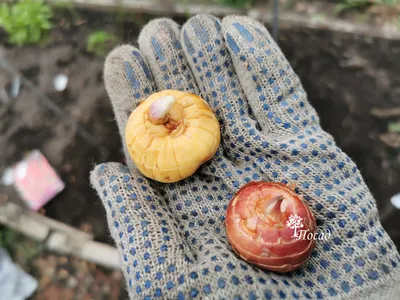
125, 90, 221, 183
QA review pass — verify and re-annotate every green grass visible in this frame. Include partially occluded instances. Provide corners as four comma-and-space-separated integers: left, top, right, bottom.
217, 0, 254, 8
389, 122, 400, 133
178, 0, 254, 9
0, 0, 52, 46
336, 0, 400, 13
336, 0, 400, 29
86, 30, 116, 57
0, 226, 43, 269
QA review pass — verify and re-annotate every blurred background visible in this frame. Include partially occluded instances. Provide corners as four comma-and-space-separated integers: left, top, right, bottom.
1, 0, 400, 299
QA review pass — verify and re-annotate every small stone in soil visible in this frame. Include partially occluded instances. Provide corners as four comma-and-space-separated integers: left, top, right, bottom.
58, 268, 69, 279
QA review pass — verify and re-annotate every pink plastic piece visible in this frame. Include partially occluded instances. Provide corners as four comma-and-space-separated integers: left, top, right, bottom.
11, 150, 65, 211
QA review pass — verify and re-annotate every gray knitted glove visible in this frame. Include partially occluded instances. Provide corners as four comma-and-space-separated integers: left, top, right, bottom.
90, 15, 400, 299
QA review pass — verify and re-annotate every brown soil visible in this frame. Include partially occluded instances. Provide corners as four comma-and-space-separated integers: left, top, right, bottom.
0, 15, 132, 243
31, 252, 127, 300
282, 0, 400, 30
279, 27, 400, 245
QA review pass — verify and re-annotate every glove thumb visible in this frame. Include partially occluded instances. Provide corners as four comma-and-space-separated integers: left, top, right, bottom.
90, 162, 196, 298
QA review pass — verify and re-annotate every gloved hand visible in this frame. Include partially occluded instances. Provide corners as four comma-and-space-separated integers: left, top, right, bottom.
90, 15, 400, 299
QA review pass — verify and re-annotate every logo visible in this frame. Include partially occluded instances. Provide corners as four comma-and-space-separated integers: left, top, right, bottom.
286, 214, 331, 241
285, 214, 304, 237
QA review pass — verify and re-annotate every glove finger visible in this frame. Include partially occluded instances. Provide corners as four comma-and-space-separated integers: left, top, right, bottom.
181, 15, 266, 162
104, 45, 156, 164
90, 162, 197, 299
138, 19, 200, 93
222, 16, 319, 134
181, 15, 256, 127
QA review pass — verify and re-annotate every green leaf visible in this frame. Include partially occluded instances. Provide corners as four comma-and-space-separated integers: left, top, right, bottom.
334, 0, 373, 13
86, 31, 116, 57
9, 28, 28, 45
217, 0, 254, 8
0, 0, 53, 45
0, 4, 11, 28
334, 3, 349, 14
388, 122, 400, 133
29, 26, 41, 43
41, 20, 52, 30
376, 0, 399, 5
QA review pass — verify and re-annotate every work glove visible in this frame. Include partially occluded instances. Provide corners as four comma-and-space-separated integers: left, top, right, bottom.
90, 15, 400, 299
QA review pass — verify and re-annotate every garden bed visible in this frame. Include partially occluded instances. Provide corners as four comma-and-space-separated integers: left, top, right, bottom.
1, 1, 400, 257
0, 21, 125, 244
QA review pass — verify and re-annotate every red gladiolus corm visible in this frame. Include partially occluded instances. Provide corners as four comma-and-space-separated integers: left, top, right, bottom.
226, 182, 316, 273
